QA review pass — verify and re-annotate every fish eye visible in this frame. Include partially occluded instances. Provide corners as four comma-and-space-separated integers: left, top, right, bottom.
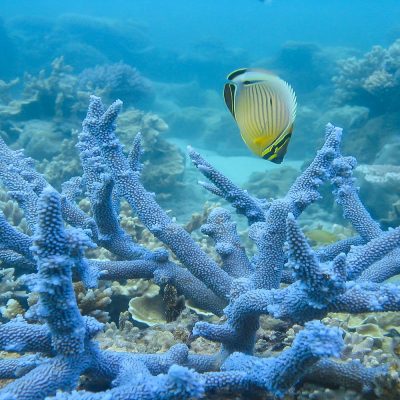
243, 80, 263, 85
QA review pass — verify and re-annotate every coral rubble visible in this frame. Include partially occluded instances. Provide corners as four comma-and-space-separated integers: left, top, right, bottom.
0, 97, 398, 399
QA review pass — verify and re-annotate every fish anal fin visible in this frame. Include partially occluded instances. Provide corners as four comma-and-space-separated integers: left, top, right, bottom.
261, 126, 293, 163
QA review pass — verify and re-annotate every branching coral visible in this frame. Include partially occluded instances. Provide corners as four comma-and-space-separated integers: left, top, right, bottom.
0, 97, 398, 399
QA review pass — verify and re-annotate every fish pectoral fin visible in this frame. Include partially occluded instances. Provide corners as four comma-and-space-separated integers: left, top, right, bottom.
253, 136, 270, 148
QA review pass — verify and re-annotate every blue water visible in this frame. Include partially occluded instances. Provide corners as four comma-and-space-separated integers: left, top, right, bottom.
2, 0, 399, 55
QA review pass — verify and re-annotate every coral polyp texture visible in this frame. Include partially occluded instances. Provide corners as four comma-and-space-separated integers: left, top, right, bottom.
0, 96, 399, 399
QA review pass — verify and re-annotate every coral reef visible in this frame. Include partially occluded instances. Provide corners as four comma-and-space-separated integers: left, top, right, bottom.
333, 39, 400, 113
0, 97, 398, 399
341, 112, 400, 165
79, 62, 154, 108
128, 282, 192, 326
116, 108, 186, 204
0, 57, 84, 124
244, 165, 299, 200
0, 57, 85, 170
0, 57, 152, 128
331, 39, 400, 164
355, 164, 400, 228
0, 268, 26, 320
0, 59, 188, 208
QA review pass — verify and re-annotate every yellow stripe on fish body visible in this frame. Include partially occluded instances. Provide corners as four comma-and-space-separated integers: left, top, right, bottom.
223, 68, 297, 163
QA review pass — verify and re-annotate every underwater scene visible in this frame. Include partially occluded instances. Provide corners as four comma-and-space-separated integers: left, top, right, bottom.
0, 0, 400, 398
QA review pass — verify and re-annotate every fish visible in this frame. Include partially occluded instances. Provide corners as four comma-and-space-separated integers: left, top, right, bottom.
223, 68, 297, 163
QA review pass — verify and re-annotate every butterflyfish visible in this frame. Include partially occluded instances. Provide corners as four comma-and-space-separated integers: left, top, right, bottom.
224, 68, 297, 163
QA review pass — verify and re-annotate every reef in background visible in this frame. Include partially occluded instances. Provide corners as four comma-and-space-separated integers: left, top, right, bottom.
0, 59, 197, 215
331, 39, 400, 164
0, 96, 399, 399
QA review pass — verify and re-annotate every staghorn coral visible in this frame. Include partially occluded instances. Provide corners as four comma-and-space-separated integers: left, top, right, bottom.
0, 97, 398, 399
116, 107, 186, 203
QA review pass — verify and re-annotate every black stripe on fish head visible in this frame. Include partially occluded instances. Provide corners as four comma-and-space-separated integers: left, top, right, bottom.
223, 83, 237, 117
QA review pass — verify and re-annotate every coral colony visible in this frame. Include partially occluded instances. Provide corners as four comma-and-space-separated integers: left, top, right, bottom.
0, 96, 399, 399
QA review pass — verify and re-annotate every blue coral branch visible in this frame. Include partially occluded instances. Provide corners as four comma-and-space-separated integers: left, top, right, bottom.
31, 188, 87, 355
188, 146, 267, 224
0, 138, 97, 237
331, 155, 382, 240
315, 235, 365, 262
194, 211, 400, 356
0, 210, 33, 260
78, 114, 148, 259
0, 355, 43, 379
303, 358, 387, 394
127, 132, 144, 173
220, 321, 343, 397
86, 96, 232, 300
346, 226, 400, 279
0, 97, 397, 399
249, 199, 291, 289
286, 123, 342, 216
357, 249, 400, 283
201, 208, 253, 278
0, 158, 39, 231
